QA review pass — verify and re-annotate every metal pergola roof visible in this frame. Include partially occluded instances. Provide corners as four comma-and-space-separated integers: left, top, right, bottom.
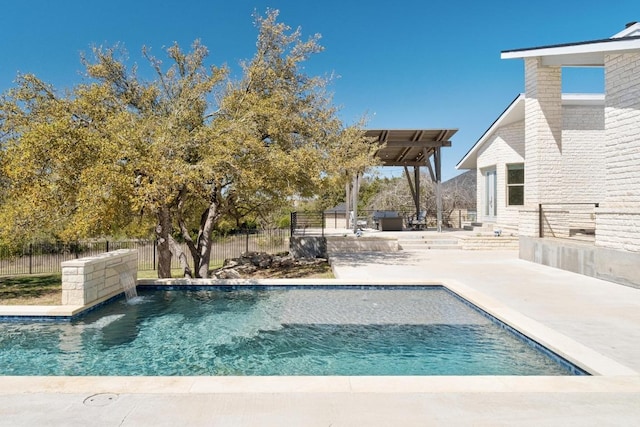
343, 128, 458, 233
365, 129, 457, 166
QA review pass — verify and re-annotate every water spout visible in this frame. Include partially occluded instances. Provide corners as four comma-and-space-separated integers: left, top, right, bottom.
111, 262, 138, 301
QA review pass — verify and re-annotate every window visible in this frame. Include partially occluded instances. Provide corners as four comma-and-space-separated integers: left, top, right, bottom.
506, 163, 524, 206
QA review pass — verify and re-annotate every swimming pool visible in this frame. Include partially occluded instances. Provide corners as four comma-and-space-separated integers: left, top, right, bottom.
0, 286, 584, 376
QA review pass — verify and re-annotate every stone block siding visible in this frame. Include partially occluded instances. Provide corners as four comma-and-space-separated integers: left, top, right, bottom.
326, 236, 399, 254
476, 120, 525, 230
596, 210, 640, 253
524, 58, 563, 205
562, 105, 606, 202
476, 102, 603, 236
598, 52, 640, 252
458, 235, 519, 250
61, 249, 138, 306
518, 209, 539, 237
604, 53, 640, 205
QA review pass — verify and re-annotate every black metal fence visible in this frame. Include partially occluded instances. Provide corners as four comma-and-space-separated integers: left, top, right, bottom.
0, 229, 291, 277
292, 209, 477, 235
290, 211, 325, 236
539, 203, 599, 240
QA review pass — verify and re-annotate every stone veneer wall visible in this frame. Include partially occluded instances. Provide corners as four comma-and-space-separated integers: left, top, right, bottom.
61, 249, 138, 306
598, 52, 640, 252
289, 236, 399, 258
476, 120, 525, 233
524, 58, 563, 213
562, 103, 606, 202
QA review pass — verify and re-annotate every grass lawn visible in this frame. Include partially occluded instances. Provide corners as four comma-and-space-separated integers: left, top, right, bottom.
1, 261, 333, 306
0, 270, 176, 305
0, 274, 62, 305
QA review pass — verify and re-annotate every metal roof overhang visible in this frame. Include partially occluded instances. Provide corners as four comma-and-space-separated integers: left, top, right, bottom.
365, 129, 457, 166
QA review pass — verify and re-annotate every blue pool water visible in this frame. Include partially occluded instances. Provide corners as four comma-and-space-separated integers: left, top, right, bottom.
0, 287, 581, 376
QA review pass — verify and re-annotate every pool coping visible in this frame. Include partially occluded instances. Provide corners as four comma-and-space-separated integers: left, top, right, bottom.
1, 278, 638, 395
2, 374, 640, 395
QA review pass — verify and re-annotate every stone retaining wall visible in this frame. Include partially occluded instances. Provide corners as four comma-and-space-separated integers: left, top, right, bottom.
458, 236, 519, 250
326, 236, 399, 253
61, 249, 138, 306
289, 236, 399, 258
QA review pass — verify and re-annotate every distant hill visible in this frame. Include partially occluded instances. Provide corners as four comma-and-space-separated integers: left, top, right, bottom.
442, 170, 476, 209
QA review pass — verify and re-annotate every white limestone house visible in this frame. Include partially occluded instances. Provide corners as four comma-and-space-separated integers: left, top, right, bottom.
457, 93, 605, 235
457, 22, 640, 287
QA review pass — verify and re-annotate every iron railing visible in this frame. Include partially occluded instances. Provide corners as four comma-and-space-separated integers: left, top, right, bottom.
539, 203, 599, 240
292, 209, 476, 235
290, 211, 325, 236
0, 229, 291, 277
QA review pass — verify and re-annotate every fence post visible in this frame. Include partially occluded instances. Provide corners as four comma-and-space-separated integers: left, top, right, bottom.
290, 212, 296, 236
106, 240, 110, 253
153, 240, 157, 270
245, 229, 250, 253
29, 243, 33, 275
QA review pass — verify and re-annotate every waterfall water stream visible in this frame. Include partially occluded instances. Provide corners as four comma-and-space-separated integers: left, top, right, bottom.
112, 263, 138, 301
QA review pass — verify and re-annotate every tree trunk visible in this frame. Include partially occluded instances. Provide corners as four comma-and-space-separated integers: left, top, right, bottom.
168, 235, 193, 278
195, 201, 219, 278
155, 208, 173, 279
175, 182, 222, 279
156, 207, 195, 278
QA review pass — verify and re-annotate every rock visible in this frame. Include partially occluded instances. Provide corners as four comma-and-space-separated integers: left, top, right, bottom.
215, 269, 241, 279
211, 252, 330, 279
223, 259, 240, 268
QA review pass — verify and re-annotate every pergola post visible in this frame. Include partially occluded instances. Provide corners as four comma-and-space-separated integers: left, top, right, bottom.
414, 166, 421, 218
435, 146, 443, 232
345, 179, 350, 229
403, 165, 421, 219
351, 172, 361, 233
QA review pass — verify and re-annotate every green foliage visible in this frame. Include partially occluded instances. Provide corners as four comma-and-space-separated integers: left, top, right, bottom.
0, 9, 379, 277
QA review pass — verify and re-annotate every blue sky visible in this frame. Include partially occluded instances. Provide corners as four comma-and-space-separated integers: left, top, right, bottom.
2, 0, 639, 180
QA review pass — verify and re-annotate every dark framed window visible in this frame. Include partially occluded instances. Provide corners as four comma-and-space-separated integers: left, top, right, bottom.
506, 163, 524, 206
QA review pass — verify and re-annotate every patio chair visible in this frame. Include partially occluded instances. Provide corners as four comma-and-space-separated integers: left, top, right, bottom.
408, 210, 427, 230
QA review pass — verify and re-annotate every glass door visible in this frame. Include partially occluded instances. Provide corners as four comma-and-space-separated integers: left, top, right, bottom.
485, 169, 497, 220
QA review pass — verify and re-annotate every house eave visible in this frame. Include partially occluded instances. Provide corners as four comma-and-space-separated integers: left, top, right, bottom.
456, 94, 524, 170
501, 36, 640, 67
456, 93, 605, 171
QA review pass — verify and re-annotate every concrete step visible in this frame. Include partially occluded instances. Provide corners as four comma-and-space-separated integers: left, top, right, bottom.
464, 222, 494, 233
422, 239, 460, 245
458, 235, 519, 250
400, 243, 462, 250
398, 237, 462, 251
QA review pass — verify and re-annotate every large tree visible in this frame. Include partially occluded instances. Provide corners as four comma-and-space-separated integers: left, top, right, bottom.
0, 10, 377, 278
172, 10, 377, 278
0, 74, 138, 244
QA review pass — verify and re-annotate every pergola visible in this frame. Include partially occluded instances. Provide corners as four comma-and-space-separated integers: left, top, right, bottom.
346, 128, 457, 232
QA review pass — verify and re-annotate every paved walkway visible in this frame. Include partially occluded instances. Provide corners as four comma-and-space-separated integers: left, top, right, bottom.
2, 245, 640, 426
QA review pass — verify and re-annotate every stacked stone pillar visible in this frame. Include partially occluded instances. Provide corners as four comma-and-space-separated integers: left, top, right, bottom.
61, 249, 138, 306
520, 58, 563, 237
597, 52, 640, 252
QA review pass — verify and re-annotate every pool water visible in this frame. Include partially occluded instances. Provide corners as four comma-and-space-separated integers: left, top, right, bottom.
0, 287, 578, 376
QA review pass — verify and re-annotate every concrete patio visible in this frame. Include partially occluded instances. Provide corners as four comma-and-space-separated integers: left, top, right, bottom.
2, 243, 640, 426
